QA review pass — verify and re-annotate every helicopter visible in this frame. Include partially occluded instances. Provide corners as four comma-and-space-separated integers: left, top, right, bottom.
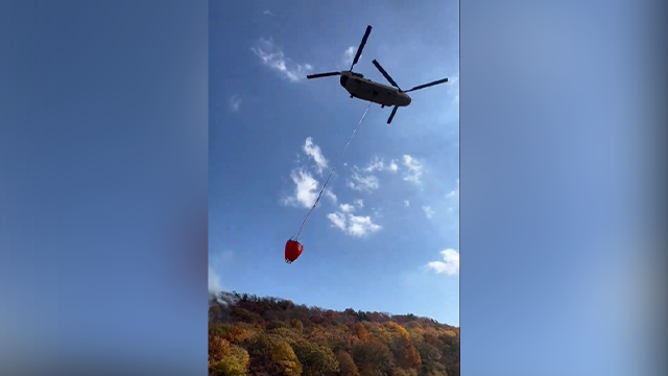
306, 25, 450, 124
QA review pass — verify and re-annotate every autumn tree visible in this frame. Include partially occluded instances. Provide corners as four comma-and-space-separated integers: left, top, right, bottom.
208, 336, 250, 376
293, 340, 339, 376
414, 340, 447, 376
351, 339, 394, 376
246, 333, 282, 376
271, 340, 303, 376
337, 350, 359, 376
209, 291, 459, 376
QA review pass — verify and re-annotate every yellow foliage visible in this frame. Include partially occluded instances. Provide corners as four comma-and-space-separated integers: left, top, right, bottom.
225, 325, 255, 344
444, 330, 457, 337
355, 323, 370, 342
271, 340, 303, 376
386, 321, 410, 339
209, 336, 231, 365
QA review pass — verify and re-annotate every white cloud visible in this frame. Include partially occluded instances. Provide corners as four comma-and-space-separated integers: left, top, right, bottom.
364, 158, 384, 172
327, 211, 382, 237
389, 159, 399, 172
347, 214, 381, 236
324, 189, 337, 204
426, 249, 460, 276
348, 170, 380, 192
361, 156, 399, 173
303, 137, 328, 175
228, 95, 242, 112
208, 267, 222, 294
354, 199, 364, 208
340, 203, 355, 213
423, 206, 435, 219
446, 178, 460, 199
327, 212, 347, 231
284, 168, 319, 208
342, 46, 356, 67
251, 38, 313, 82
404, 200, 410, 207
402, 155, 424, 184
263, 9, 275, 16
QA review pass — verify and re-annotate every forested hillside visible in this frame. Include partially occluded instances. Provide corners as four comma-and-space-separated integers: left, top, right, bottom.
209, 292, 459, 376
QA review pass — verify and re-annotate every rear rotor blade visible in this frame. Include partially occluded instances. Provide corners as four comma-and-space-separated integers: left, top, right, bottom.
387, 106, 399, 124
350, 25, 372, 70
405, 78, 449, 92
372, 59, 401, 89
306, 72, 341, 79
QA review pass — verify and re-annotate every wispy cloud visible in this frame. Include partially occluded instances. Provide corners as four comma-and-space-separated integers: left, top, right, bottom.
404, 200, 410, 207
426, 249, 460, 276
251, 37, 313, 82
338, 200, 363, 213
340, 203, 355, 213
228, 95, 242, 112
327, 212, 382, 237
327, 212, 347, 231
362, 156, 399, 173
422, 206, 435, 219
342, 46, 356, 68
446, 178, 459, 213
402, 155, 424, 184
348, 170, 380, 192
446, 178, 459, 198
263, 9, 275, 16
283, 168, 319, 208
324, 189, 337, 204
347, 214, 382, 236
303, 137, 328, 175
282, 138, 338, 209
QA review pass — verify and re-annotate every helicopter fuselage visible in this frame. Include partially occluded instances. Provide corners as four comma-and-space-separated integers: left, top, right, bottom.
339, 71, 411, 108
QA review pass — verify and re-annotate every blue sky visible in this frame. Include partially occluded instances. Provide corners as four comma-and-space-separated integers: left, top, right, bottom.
209, 0, 459, 325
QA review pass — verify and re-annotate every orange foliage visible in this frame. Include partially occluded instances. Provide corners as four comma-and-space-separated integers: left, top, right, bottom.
209, 291, 459, 376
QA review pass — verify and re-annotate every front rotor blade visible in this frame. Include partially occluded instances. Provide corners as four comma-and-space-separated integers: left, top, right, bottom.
372, 59, 400, 89
306, 72, 341, 79
350, 25, 372, 70
405, 78, 449, 92
387, 106, 399, 124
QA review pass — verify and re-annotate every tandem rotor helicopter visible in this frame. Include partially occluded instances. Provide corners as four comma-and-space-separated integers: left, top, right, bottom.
306, 25, 450, 124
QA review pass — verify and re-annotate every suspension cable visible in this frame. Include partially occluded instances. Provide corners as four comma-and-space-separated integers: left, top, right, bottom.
293, 103, 372, 241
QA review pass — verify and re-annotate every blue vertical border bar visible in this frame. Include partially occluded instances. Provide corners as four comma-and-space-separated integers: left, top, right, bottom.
1, 1, 209, 374
460, 0, 666, 375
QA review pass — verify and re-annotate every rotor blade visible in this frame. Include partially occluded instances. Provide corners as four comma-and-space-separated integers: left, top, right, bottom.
350, 25, 372, 70
404, 78, 449, 92
387, 106, 399, 124
306, 72, 341, 79
372, 59, 401, 89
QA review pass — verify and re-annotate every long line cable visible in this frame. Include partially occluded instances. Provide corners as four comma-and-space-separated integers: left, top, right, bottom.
293, 103, 372, 241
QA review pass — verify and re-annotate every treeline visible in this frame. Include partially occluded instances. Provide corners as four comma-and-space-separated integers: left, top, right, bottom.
209, 292, 459, 376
